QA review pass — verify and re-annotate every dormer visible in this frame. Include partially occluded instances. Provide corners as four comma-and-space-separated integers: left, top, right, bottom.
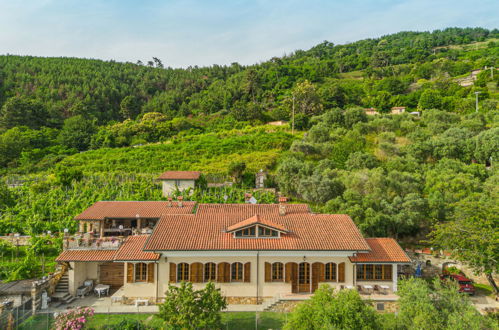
226, 215, 288, 238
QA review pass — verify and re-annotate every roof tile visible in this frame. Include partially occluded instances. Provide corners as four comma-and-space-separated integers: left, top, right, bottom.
113, 235, 160, 261
157, 171, 201, 180
349, 238, 410, 263
55, 250, 116, 262
75, 201, 196, 220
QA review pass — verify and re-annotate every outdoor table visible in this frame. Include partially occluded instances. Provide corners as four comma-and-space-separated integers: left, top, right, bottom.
94, 284, 110, 297
363, 285, 373, 294
380, 285, 390, 294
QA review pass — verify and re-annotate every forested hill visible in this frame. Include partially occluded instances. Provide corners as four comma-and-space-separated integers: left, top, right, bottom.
0, 27, 497, 126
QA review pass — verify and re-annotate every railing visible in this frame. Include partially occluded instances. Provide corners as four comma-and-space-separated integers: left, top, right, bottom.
63, 236, 124, 250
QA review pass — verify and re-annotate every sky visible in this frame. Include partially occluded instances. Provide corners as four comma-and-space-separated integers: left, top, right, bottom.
0, 0, 497, 68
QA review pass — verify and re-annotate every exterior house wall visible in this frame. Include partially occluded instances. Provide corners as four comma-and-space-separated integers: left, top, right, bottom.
146, 255, 357, 302
120, 262, 158, 301
67, 262, 103, 295
161, 180, 195, 197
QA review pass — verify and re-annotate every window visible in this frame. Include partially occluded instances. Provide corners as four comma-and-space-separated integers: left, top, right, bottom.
204, 263, 216, 282
258, 227, 278, 237
325, 263, 337, 281
235, 227, 256, 237
356, 264, 392, 281
231, 262, 243, 281
298, 262, 310, 284
272, 262, 283, 281
134, 263, 147, 282
177, 263, 189, 281
376, 303, 385, 311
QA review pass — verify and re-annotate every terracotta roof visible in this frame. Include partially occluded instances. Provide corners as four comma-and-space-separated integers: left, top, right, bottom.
144, 205, 370, 251
55, 250, 116, 262
158, 171, 201, 180
196, 203, 310, 216
349, 238, 411, 263
114, 235, 160, 261
226, 214, 289, 233
75, 201, 196, 220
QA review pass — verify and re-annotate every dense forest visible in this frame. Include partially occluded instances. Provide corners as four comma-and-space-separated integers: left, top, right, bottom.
0, 27, 498, 283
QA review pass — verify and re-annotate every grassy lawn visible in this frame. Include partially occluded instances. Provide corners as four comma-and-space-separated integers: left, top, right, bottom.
20, 312, 288, 330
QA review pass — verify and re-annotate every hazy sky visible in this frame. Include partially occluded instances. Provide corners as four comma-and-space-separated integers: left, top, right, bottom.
0, 0, 497, 68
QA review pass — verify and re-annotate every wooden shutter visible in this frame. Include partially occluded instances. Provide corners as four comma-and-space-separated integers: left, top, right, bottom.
169, 263, 176, 283
147, 263, 155, 283
127, 263, 134, 283
265, 262, 271, 282
285, 262, 293, 283
224, 263, 230, 282
338, 262, 345, 283
190, 263, 203, 283
217, 263, 225, 282
244, 262, 251, 282
316, 263, 325, 282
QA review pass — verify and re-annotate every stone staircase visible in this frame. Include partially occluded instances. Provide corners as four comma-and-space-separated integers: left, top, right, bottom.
52, 272, 75, 304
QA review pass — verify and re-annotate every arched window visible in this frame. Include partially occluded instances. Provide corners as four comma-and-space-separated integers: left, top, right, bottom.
204, 263, 216, 282
135, 263, 147, 282
231, 262, 243, 281
325, 263, 337, 281
177, 263, 189, 281
272, 262, 284, 281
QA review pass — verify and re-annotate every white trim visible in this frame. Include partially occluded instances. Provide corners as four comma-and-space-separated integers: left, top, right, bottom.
159, 251, 358, 257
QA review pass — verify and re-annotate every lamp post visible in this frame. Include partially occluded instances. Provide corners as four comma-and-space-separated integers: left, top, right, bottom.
64, 228, 69, 249
474, 91, 481, 113
119, 225, 124, 237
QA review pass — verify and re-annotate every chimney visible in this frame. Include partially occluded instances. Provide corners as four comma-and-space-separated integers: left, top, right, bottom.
167, 196, 173, 207
177, 195, 183, 208
278, 196, 287, 216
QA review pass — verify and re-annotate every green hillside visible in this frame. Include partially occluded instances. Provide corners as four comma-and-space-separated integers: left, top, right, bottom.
0, 27, 498, 283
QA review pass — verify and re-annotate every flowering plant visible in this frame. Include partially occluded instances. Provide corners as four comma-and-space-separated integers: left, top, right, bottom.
54, 307, 94, 330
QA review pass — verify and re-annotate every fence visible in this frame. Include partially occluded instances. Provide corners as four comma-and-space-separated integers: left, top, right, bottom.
0, 298, 32, 330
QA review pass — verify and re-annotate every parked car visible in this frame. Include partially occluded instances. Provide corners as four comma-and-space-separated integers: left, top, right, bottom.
440, 274, 476, 295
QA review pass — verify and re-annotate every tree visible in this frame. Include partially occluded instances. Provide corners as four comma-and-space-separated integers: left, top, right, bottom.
396, 278, 495, 329
158, 282, 227, 329
119, 95, 141, 120
228, 161, 246, 184
284, 285, 381, 330
298, 169, 344, 203
346, 152, 379, 170
58, 115, 97, 151
343, 107, 368, 129
429, 192, 499, 293
286, 80, 323, 117
0, 96, 49, 129
474, 127, 499, 164
418, 89, 442, 110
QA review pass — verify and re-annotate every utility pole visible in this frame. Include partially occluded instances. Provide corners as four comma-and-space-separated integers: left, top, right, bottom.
292, 94, 295, 135
474, 91, 481, 113
491, 66, 494, 79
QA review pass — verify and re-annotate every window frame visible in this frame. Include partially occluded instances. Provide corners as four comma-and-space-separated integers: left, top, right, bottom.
134, 262, 148, 282
204, 262, 216, 282
177, 263, 190, 282
231, 262, 243, 282
324, 262, 337, 281
356, 264, 393, 281
271, 262, 284, 281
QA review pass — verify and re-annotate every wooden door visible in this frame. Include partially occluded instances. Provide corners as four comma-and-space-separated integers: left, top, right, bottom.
298, 262, 310, 293
285, 262, 298, 293
99, 262, 124, 288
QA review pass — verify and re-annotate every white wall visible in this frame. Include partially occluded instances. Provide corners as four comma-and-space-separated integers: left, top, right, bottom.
161, 180, 195, 197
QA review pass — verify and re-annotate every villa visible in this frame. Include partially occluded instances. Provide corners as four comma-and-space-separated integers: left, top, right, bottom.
55, 190, 410, 306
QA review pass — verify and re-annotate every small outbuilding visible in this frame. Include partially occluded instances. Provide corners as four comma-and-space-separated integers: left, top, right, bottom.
157, 171, 201, 197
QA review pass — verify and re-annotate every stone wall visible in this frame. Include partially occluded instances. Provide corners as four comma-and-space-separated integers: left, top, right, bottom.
226, 296, 267, 305
407, 251, 499, 285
